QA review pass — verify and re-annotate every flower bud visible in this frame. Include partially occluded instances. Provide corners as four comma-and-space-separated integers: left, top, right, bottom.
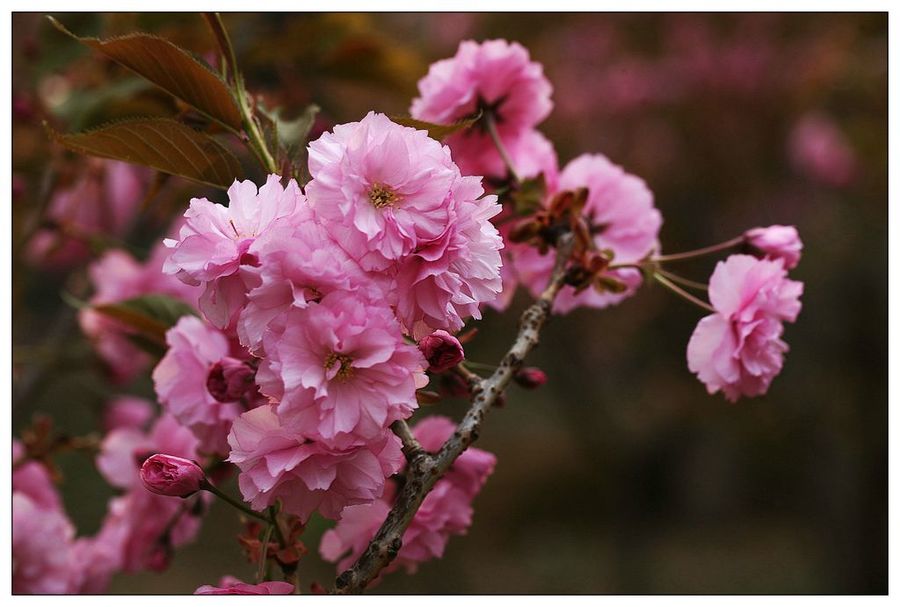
514, 367, 548, 389
418, 330, 465, 373
206, 357, 257, 402
744, 225, 803, 269
140, 453, 205, 498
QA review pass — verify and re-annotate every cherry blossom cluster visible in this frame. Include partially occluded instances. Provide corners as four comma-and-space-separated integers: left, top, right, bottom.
14, 35, 807, 595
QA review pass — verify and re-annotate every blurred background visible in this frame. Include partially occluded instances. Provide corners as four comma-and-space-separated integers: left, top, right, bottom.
12, 12, 887, 594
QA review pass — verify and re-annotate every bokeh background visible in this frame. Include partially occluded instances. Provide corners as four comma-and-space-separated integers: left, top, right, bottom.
12, 12, 887, 594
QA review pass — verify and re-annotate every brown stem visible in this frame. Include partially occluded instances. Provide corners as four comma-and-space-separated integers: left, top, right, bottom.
332, 234, 574, 594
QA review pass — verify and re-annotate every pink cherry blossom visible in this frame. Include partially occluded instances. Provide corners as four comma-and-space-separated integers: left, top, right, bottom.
195, 577, 294, 595
12, 493, 79, 594
320, 416, 495, 577
163, 174, 307, 328
13, 440, 62, 511
515, 153, 662, 313
687, 254, 803, 401
411, 39, 553, 132
227, 405, 404, 522
237, 220, 368, 354
744, 224, 803, 270
153, 316, 257, 455
79, 240, 201, 384
26, 159, 148, 270
450, 127, 560, 187
258, 291, 425, 444
306, 112, 460, 271
418, 330, 465, 372
394, 178, 504, 337
103, 396, 154, 432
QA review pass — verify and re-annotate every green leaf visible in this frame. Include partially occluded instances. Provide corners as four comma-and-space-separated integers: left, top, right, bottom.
47, 117, 243, 189
93, 294, 198, 350
265, 104, 320, 151
47, 16, 243, 131
390, 111, 482, 141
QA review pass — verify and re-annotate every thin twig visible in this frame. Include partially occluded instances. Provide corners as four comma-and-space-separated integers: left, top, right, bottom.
483, 111, 521, 185
390, 419, 426, 463
652, 272, 715, 313
652, 236, 744, 263
332, 234, 574, 594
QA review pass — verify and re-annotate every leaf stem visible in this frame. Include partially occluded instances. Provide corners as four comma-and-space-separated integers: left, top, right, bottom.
483, 111, 521, 185
652, 236, 745, 263
204, 12, 277, 174
652, 272, 715, 313
201, 481, 271, 524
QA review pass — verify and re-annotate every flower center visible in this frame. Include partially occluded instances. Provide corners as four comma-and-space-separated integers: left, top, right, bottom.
368, 183, 398, 209
324, 351, 355, 382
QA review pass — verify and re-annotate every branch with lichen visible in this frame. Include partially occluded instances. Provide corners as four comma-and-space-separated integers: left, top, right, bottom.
332, 233, 574, 594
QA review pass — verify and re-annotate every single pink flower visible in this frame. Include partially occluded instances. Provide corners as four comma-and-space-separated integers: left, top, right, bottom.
140, 454, 206, 497
744, 224, 803, 270
411, 39, 553, 132
687, 254, 803, 401
259, 291, 425, 444
394, 179, 504, 337
163, 174, 307, 328
153, 316, 257, 455
418, 330, 465, 372
195, 576, 294, 595
306, 112, 460, 271
227, 405, 404, 522
515, 153, 662, 313
79, 239, 201, 384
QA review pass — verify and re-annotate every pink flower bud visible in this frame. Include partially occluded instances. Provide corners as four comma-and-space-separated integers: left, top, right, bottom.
514, 367, 548, 389
744, 225, 803, 270
140, 454, 205, 498
206, 357, 257, 402
418, 330, 464, 372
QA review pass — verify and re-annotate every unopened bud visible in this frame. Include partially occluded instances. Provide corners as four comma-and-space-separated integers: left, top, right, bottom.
514, 367, 548, 390
140, 454, 205, 498
207, 357, 257, 402
744, 225, 802, 270
418, 330, 465, 373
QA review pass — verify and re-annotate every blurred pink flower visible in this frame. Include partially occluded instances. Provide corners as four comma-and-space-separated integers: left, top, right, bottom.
687, 254, 803, 401
12, 493, 79, 594
227, 405, 404, 522
789, 112, 857, 187
102, 396, 155, 432
195, 577, 294, 595
515, 153, 662, 313
79, 238, 201, 384
26, 159, 148, 271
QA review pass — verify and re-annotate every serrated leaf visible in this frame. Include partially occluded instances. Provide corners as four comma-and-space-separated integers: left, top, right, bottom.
93, 294, 198, 348
47, 118, 243, 189
48, 16, 242, 131
390, 111, 482, 141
